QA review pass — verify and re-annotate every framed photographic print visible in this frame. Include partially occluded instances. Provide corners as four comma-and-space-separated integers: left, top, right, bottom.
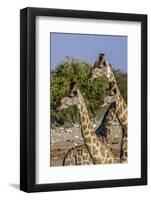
20, 7, 147, 192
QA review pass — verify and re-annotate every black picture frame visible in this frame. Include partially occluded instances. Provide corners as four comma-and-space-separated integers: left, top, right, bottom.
20, 7, 147, 192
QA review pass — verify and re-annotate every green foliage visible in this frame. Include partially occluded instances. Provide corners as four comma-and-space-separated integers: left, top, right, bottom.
113, 69, 127, 102
51, 57, 127, 127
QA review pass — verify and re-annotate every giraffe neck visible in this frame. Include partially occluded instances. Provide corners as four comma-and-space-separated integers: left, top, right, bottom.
116, 96, 127, 132
78, 93, 95, 139
107, 69, 120, 94
77, 92, 109, 163
96, 103, 116, 139
105, 63, 127, 162
107, 68, 127, 132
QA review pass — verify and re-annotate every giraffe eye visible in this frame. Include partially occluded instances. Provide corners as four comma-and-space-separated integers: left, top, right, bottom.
97, 66, 103, 69
73, 90, 78, 96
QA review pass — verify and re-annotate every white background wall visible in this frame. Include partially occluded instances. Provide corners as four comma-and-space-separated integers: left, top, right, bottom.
0, 0, 150, 199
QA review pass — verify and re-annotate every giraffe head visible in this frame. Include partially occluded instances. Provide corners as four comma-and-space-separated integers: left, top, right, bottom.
88, 54, 112, 81
57, 82, 81, 111
100, 82, 120, 107
57, 96, 74, 111
100, 94, 119, 108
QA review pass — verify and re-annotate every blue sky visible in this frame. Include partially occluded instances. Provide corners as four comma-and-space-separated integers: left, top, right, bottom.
50, 33, 127, 72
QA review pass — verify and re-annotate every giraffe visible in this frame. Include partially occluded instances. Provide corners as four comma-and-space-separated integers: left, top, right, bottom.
95, 99, 117, 148
58, 95, 119, 165
101, 81, 127, 162
57, 82, 115, 165
63, 145, 93, 165
89, 54, 128, 163
100, 82, 120, 108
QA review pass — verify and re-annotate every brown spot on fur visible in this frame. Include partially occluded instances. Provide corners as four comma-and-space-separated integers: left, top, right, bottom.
107, 158, 113, 164
86, 117, 89, 124
83, 124, 87, 130
117, 104, 123, 115
93, 138, 97, 143
87, 145, 92, 152
86, 136, 92, 143
88, 123, 91, 129
82, 115, 85, 122
101, 150, 105, 157
122, 124, 127, 131
96, 142, 100, 147
92, 145, 98, 154
84, 130, 89, 136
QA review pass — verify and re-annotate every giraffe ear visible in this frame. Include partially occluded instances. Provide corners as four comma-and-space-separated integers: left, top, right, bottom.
109, 64, 112, 68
